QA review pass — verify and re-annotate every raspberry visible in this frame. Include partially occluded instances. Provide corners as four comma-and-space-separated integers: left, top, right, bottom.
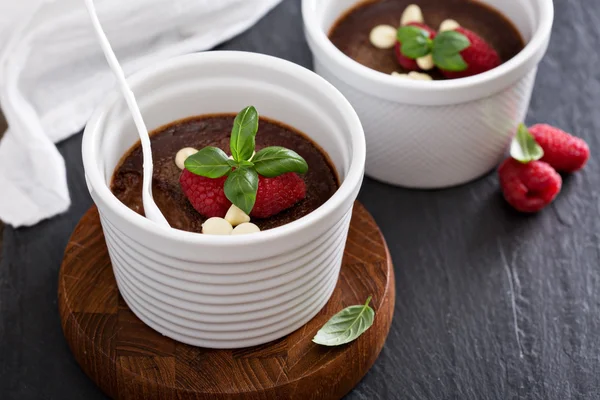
498, 158, 562, 213
251, 173, 306, 219
179, 170, 230, 218
529, 124, 590, 173
440, 27, 501, 79
395, 22, 436, 71
180, 170, 306, 219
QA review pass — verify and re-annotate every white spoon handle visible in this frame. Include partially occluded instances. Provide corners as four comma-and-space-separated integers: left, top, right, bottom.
84, 0, 169, 227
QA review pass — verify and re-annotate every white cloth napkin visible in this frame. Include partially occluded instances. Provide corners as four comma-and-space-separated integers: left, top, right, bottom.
0, 0, 282, 227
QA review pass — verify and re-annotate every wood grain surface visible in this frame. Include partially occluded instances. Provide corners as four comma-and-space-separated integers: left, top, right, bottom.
58, 203, 395, 400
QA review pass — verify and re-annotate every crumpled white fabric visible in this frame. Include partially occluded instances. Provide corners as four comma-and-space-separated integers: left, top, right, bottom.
0, 0, 282, 227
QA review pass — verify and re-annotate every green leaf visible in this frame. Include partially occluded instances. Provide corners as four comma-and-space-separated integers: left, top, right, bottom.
312, 296, 375, 346
397, 25, 431, 43
230, 106, 259, 162
252, 146, 309, 178
184, 147, 232, 178
510, 124, 544, 163
432, 52, 467, 72
397, 26, 432, 59
401, 36, 432, 59
431, 31, 470, 72
224, 167, 258, 215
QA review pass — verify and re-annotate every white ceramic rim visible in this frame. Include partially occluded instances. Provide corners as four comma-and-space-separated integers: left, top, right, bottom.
83, 51, 365, 248
302, 0, 554, 102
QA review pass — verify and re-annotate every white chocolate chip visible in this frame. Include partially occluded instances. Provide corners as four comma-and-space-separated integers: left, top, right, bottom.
232, 223, 261, 235
408, 71, 433, 81
224, 204, 250, 226
202, 217, 233, 235
400, 4, 424, 26
391, 71, 410, 78
175, 147, 198, 170
369, 25, 397, 49
416, 54, 434, 70
439, 19, 460, 32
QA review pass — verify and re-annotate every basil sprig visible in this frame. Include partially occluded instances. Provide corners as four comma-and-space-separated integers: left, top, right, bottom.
397, 26, 471, 72
184, 106, 309, 215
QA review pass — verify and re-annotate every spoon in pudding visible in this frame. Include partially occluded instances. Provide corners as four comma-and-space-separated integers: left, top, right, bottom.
84, 0, 170, 227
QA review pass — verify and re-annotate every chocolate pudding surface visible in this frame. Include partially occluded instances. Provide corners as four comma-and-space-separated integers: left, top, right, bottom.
111, 115, 339, 233
329, 0, 525, 79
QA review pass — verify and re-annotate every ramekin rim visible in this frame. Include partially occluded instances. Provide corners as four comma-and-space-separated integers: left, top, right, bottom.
301, 0, 554, 93
82, 51, 366, 247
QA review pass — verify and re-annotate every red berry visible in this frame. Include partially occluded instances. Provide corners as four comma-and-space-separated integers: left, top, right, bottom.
179, 170, 231, 218
529, 124, 590, 173
395, 22, 436, 71
251, 173, 306, 219
441, 27, 501, 79
498, 158, 562, 213
180, 170, 306, 219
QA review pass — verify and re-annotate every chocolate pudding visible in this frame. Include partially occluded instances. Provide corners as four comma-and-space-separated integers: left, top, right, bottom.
111, 115, 339, 233
329, 0, 525, 79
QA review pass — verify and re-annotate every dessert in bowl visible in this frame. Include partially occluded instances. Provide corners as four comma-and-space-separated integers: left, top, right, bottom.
82, 51, 365, 349
303, 0, 554, 188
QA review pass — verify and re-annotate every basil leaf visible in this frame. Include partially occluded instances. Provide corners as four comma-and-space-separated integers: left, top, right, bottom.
252, 146, 309, 178
401, 36, 432, 59
230, 106, 259, 162
312, 296, 375, 347
184, 147, 232, 178
224, 167, 258, 215
433, 31, 470, 54
238, 160, 255, 168
432, 52, 467, 72
431, 31, 470, 72
510, 123, 544, 163
397, 26, 432, 59
397, 25, 431, 43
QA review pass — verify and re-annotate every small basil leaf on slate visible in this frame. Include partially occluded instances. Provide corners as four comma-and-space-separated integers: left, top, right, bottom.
510, 123, 544, 163
224, 167, 258, 215
431, 31, 470, 71
230, 106, 259, 162
184, 147, 232, 178
252, 146, 309, 178
312, 296, 375, 347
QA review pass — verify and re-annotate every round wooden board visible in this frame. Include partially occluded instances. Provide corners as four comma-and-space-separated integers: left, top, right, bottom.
58, 202, 395, 400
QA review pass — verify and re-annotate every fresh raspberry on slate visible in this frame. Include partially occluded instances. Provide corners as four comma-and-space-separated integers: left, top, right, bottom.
251, 173, 306, 219
498, 158, 562, 213
440, 27, 501, 79
180, 170, 231, 218
529, 124, 590, 173
395, 22, 437, 71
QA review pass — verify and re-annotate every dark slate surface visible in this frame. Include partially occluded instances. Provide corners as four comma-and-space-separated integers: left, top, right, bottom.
1, 0, 599, 399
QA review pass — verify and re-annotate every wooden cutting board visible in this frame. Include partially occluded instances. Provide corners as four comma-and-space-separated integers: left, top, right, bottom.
58, 202, 395, 400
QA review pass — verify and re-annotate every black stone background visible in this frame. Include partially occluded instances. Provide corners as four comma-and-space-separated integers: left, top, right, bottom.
2, 0, 600, 398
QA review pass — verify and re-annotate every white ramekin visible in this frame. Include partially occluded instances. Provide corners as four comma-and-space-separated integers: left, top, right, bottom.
82, 51, 365, 349
303, 0, 554, 188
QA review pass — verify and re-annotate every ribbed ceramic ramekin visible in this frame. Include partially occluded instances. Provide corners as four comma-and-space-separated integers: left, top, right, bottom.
303, 0, 554, 188
82, 51, 365, 349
